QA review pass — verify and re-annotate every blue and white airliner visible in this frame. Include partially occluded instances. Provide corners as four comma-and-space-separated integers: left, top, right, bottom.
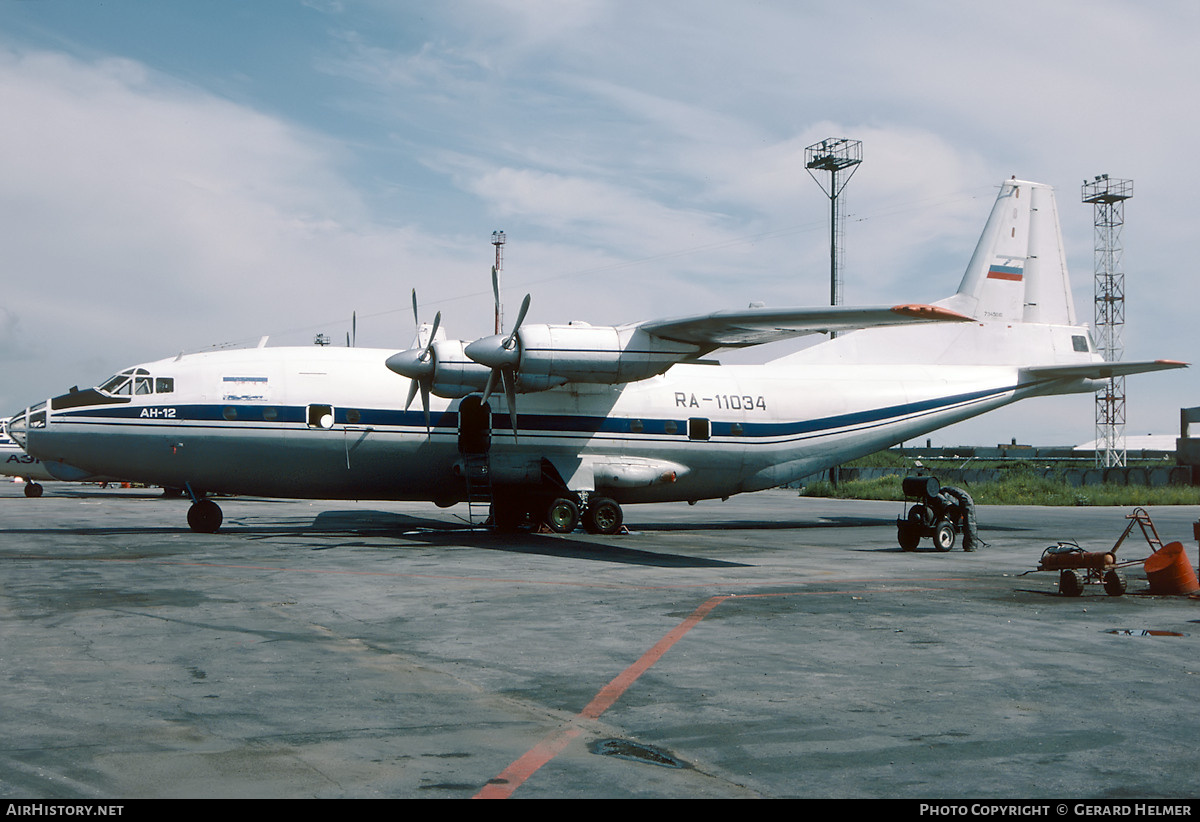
8, 179, 1185, 533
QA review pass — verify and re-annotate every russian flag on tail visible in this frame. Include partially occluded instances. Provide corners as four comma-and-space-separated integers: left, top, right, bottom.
987, 264, 1023, 282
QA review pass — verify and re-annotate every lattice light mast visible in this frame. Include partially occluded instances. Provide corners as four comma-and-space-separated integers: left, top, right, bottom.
1082, 174, 1133, 468
492, 230, 506, 334
805, 138, 862, 337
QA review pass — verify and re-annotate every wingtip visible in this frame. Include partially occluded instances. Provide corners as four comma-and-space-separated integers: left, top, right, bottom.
890, 304, 974, 322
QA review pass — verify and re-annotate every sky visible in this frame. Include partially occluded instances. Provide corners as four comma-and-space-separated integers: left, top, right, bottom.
1, 0, 1196, 447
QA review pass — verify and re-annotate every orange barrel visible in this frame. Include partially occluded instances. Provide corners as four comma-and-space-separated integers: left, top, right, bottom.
1143, 542, 1200, 595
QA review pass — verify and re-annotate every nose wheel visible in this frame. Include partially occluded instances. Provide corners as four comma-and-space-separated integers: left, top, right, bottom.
186, 498, 223, 533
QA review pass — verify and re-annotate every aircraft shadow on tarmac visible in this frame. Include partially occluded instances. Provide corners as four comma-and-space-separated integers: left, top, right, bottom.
300, 509, 750, 568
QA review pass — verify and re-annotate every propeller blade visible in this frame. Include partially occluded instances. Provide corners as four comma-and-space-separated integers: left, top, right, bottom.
481, 368, 498, 404
504, 294, 531, 350
405, 378, 419, 411
423, 311, 441, 358
501, 366, 519, 442
411, 288, 419, 328
420, 381, 431, 436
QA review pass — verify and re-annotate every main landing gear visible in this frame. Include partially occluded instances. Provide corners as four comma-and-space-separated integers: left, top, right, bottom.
492, 492, 624, 536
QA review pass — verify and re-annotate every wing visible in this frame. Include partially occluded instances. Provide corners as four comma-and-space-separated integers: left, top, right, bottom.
636, 303, 972, 348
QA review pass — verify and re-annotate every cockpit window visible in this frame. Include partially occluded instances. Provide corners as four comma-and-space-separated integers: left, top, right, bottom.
101, 375, 133, 395
98, 369, 174, 395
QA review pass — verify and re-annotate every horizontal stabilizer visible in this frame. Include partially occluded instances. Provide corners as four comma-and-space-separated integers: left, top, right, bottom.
639, 303, 971, 349
1022, 360, 1188, 381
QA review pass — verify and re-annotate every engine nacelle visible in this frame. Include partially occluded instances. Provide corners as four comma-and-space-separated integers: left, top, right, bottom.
468, 323, 701, 391
426, 339, 493, 398
385, 338, 492, 399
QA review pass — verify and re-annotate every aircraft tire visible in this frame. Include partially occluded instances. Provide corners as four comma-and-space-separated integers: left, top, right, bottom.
933, 519, 956, 552
187, 499, 223, 534
583, 497, 623, 535
545, 496, 580, 533
24, 482, 44, 498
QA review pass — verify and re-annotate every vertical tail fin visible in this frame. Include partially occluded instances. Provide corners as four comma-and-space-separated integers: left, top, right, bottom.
938, 178, 1077, 325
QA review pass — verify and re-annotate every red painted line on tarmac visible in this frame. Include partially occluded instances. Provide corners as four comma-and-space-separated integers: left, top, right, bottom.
473, 581, 977, 798
474, 594, 730, 799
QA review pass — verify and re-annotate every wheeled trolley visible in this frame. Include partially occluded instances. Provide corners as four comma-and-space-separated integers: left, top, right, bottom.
1033, 508, 1166, 597
896, 475, 977, 552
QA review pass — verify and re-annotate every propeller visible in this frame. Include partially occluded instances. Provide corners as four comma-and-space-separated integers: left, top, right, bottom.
466, 293, 530, 440
384, 289, 440, 435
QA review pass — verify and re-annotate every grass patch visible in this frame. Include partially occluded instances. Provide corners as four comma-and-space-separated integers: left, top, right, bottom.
800, 459, 1199, 506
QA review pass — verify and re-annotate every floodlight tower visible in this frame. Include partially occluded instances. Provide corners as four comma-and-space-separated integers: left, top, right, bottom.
492, 230, 506, 334
806, 138, 863, 336
1082, 174, 1133, 468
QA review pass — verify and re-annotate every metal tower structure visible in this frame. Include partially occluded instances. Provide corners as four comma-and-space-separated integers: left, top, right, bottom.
492, 230, 506, 334
1082, 174, 1133, 468
805, 138, 862, 336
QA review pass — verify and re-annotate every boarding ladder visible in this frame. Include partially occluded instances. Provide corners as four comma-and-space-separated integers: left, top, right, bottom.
461, 453, 493, 529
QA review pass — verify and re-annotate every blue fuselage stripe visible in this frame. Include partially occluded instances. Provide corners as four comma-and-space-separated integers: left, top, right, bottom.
52, 384, 1015, 441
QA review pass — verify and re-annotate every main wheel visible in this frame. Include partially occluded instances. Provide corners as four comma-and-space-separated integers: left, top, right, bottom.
933, 519, 956, 552
24, 482, 43, 498
583, 497, 623, 535
545, 497, 580, 533
1059, 569, 1084, 597
187, 498, 223, 533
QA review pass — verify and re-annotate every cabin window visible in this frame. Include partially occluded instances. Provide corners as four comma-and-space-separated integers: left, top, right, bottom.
134, 376, 152, 395
663, 420, 678, 435
629, 419, 644, 434
155, 378, 174, 393
688, 418, 710, 441
222, 407, 238, 421
263, 407, 278, 422
730, 422, 744, 436
346, 409, 361, 425
1072, 335, 1089, 353
307, 404, 335, 429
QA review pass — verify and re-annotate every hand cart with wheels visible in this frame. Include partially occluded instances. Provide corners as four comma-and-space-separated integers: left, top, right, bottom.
896, 475, 974, 552
1034, 507, 1164, 597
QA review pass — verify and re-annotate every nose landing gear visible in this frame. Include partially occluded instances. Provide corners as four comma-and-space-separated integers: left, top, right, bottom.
184, 487, 222, 534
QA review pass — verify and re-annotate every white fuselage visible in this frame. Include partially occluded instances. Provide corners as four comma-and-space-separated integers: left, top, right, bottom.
11, 340, 1081, 506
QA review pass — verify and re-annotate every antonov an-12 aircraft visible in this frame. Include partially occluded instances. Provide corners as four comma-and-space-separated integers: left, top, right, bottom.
8, 179, 1186, 534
